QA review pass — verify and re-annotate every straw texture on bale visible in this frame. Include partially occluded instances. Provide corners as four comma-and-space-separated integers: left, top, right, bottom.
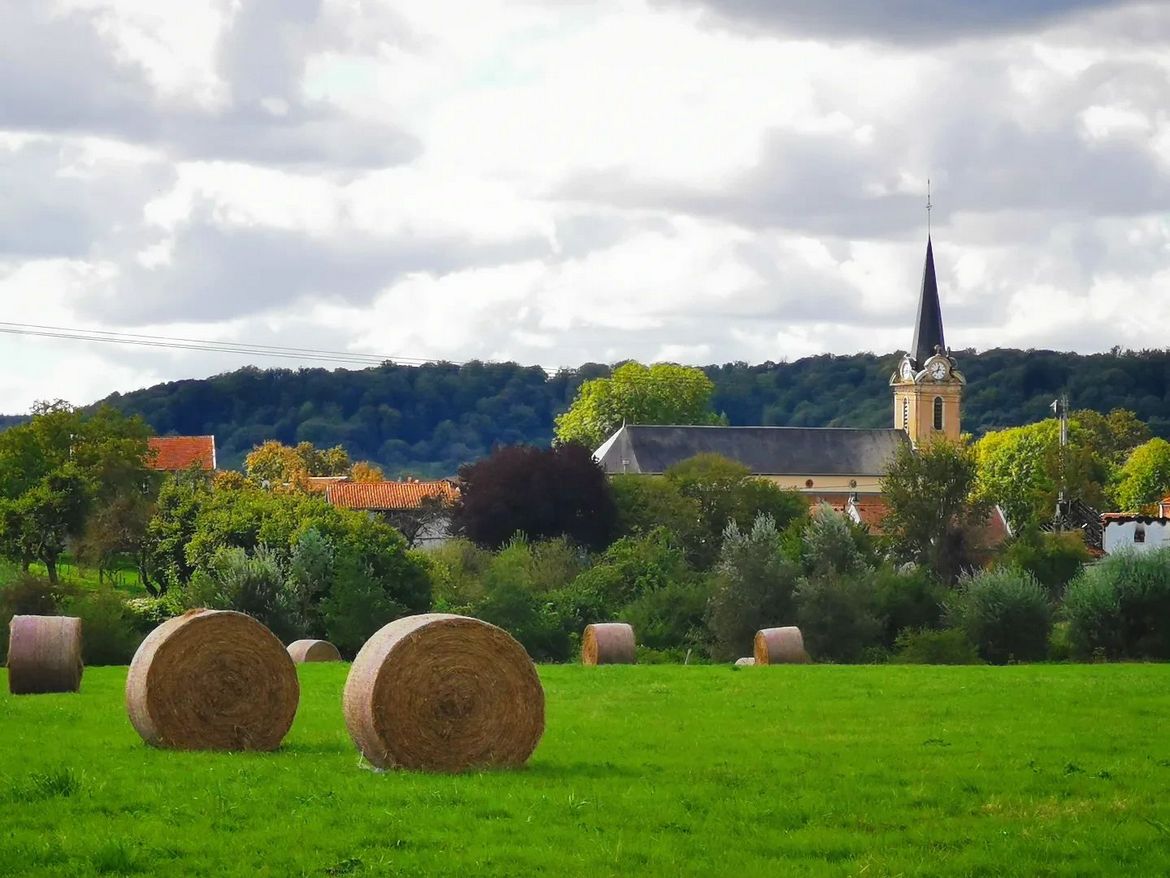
7, 615, 83, 695
581, 622, 636, 665
343, 613, 545, 772
734, 656, 756, 667
125, 609, 299, 751
287, 639, 342, 663
753, 626, 811, 665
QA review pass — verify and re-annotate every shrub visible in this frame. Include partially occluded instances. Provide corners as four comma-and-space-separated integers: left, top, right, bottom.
472, 580, 571, 662
1064, 548, 1170, 659
706, 515, 800, 661
794, 572, 883, 663
184, 545, 297, 639
801, 503, 873, 576
998, 529, 1092, 598
623, 577, 711, 654
947, 567, 1051, 664
63, 588, 142, 665
892, 628, 982, 665
0, 575, 69, 659
873, 565, 946, 648
320, 550, 415, 657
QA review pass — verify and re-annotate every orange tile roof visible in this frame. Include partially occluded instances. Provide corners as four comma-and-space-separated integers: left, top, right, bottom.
148, 436, 216, 471
326, 480, 459, 511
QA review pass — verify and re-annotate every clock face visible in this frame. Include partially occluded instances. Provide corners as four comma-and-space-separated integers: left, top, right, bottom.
929, 361, 948, 380
900, 360, 915, 380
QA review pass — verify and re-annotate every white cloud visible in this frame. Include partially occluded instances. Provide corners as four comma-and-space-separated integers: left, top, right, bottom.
1, 0, 1170, 411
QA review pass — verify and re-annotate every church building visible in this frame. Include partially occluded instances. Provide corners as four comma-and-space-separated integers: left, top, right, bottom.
593, 237, 977, 529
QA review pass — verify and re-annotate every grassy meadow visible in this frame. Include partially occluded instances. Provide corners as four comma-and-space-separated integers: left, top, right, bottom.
1, 664, 1168, 877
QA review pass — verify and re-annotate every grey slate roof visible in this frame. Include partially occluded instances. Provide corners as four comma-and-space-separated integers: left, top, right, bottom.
910, 236, 946, 367
593, 425, 909, 476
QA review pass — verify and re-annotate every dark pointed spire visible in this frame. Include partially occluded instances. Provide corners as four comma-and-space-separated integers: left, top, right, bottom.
910, 236, 945, 366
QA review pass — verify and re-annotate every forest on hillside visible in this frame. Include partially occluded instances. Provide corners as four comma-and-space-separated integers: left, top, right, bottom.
6, 348, 1170, 476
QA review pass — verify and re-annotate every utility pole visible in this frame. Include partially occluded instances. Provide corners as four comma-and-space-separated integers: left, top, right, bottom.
1050, 394, 1070, 526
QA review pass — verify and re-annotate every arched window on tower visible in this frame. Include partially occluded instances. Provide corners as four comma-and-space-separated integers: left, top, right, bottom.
902, 399, 909, 430
933, 396, 944, 431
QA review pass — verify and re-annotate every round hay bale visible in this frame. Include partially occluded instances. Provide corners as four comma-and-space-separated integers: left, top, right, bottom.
581, 622, 636, 665
734, 656, 755, 667
753, 626, 810, 665
343, 613, 544, 772
7, 615, 83, 695
125, 609, 299, 751
287, 639, 342, 663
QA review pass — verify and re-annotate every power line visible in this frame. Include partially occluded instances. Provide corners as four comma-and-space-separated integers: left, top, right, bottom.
0, 321, 731, 384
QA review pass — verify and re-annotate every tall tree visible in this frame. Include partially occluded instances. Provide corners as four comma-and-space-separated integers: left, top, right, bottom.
0, 401, 152, 582
554, 362, 721, 449
453, 443, 617, 550
1113, 438, 1170, 512
882, 438, 989, 583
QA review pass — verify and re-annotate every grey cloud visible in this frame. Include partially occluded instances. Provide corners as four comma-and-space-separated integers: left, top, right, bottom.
0, 0, 418, 169
78, 210, 552, 325
0, 140, 173, 258
558, 53, 1170, 240
656, 0, 1141, 44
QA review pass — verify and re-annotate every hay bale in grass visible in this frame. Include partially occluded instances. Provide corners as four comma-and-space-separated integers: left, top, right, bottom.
753, 626, 811, 665
7, 615, 83, 694
581, 622, 636, 665
287, 639, 342, 663
343, 613, 544, 772
125, 609, 299, 751
734, 656, 755, 667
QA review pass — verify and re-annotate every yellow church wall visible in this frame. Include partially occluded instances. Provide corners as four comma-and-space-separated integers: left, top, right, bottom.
760, 474, 886, 493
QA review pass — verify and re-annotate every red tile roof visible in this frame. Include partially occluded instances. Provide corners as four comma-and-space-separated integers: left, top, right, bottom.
326, 480, 459, 511
148, 436, 216, 471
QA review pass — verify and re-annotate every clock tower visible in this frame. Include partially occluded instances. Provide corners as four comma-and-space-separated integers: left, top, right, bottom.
890, 237, 964, 446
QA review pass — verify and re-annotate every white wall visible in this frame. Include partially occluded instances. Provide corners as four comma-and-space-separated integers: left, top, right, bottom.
1102, 519, 1170, 555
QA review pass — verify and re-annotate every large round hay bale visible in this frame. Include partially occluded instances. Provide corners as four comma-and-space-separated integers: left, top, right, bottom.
7, 615, 83, 695
734, 656, 755, 667
581, 622, 636, 665
287, 639, 342, 663
343, 613, 544, 772
753, 626, 811, 665
125, 609, 299, 751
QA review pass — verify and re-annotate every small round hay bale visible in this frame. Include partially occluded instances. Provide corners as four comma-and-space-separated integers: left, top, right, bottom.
581, 622, 636, 665
343, 613, 544, 772
287, 639, 342, 663
734, 656, 755, 667
125, 609, 299, 751
7, 615, 83, 695
753, 626, 811, 665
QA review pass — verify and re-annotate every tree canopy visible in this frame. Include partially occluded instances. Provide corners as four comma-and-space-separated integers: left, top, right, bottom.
554, 362, 721, 449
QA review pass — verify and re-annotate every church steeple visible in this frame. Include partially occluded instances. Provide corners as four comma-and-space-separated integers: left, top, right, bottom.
909, 237, 945, 368
890, 234, 964, 446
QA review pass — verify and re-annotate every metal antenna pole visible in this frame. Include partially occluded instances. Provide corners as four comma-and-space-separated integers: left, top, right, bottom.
926, 178, 932, 235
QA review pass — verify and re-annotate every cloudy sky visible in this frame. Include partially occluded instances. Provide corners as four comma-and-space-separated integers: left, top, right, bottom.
2, 0, 1169, 412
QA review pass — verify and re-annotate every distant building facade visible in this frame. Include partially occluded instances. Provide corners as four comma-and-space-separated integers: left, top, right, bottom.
325, 480, 459, 547
1101, 514, 1170, 555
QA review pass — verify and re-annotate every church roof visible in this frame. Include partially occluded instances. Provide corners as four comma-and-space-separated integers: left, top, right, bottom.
593, 425, 909, 476
909, 237, 946, 367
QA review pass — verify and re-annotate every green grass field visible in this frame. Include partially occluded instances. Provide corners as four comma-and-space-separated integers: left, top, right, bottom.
1, 665, 1168, 877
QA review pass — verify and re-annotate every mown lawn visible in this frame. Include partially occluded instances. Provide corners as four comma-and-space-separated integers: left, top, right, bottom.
0, 664, 1168, 877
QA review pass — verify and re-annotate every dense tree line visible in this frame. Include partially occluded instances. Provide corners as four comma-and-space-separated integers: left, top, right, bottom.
1, 348, 1157, 477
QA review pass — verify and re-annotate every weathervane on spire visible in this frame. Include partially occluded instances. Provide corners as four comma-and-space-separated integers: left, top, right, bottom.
926, 178, 932, 235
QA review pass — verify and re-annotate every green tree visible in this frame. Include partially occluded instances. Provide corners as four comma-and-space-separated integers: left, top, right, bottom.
664, 454, 807, 569
707, 514, 800, 661
882, 439, 988, 583
0, 401, 152, 583
1113, 438, 1170, 512
554, 362, 721, 449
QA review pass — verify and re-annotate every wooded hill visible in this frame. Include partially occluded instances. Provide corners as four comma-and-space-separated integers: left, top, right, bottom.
10, 348, 1170, 476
